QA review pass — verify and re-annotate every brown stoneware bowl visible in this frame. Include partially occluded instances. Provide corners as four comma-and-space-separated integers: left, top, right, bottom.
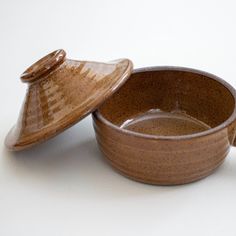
93, 67, 236, 185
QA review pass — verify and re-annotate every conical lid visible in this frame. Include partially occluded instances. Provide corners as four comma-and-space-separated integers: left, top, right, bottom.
5, 49, 133, 151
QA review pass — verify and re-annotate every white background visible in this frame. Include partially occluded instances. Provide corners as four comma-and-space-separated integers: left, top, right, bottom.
1, 0, 236, 235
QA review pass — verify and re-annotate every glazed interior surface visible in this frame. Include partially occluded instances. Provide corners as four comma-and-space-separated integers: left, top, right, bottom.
98, 69, 235, 136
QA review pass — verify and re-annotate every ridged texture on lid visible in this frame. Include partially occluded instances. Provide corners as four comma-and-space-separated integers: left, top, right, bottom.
5, 49, 133, 151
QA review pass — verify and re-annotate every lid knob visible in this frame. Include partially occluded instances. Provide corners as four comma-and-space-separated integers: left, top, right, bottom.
20, 49, 66, 83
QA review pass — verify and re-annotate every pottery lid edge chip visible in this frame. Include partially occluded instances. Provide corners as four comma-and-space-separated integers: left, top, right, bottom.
5, 49, 133, 151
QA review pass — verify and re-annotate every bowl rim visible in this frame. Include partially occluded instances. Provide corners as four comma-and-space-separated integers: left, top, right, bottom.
93, 66, 236, 141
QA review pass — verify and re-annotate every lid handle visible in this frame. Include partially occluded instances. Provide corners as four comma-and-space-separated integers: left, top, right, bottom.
20, 49, 66, 83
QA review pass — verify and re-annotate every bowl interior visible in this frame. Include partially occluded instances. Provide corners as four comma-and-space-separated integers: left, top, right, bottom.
98, 68, 235, 136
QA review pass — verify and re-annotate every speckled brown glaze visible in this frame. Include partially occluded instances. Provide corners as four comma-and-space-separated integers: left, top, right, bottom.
93, 67, 236, 185
5, 49, 133, 151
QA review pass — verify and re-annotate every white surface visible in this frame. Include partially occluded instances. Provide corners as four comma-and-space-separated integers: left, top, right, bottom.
1, 0, 236, 235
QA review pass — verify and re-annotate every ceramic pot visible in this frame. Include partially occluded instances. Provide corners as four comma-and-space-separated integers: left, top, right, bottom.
93, 67, 236, 185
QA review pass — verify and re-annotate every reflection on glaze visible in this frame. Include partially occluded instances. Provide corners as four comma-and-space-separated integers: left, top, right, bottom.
120, 109, 211, 136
